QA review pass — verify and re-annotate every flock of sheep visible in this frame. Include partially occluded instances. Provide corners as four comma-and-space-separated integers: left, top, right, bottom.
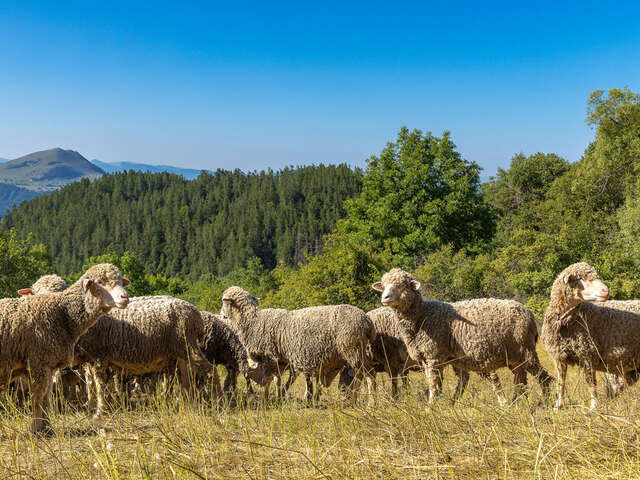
1, 260, 639, 435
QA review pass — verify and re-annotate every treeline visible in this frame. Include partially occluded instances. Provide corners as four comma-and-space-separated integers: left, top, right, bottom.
2, 165, 362, 279
3, 87, 640, 322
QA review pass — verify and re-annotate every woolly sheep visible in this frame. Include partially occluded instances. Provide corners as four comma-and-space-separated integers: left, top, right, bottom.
373, 268, 552, 404
540, 262, 640, 410
17, 274, 69, 296
338, 307, 502, 399
0, 264, 130, 433
221, 286, 377, 404
200, 311, 275, 394
74, 295, 218, 418
338, 307, 420, 397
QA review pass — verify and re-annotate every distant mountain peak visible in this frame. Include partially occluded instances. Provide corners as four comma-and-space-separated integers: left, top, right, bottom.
0, 148, 104, 215
0, 148, 103, 181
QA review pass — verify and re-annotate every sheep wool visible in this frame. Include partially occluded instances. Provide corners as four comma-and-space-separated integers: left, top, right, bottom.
0, 263, 129, 433
542, 262, 640, 409
374, 268, 552, 404
200, 311, 274, 393
75, 295, 217, 418
221, 286, 377, 403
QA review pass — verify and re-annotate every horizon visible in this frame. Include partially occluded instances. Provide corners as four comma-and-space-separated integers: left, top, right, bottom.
2, 1, 639, 177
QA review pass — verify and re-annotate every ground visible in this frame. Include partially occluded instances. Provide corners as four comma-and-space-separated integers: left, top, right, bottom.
1, 348, 640, 479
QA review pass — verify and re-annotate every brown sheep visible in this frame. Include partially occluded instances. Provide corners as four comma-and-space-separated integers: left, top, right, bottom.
373, 268, 552, 404
221, 286, 377, 404
0, 264, 129, 433
540, 262, 640, 410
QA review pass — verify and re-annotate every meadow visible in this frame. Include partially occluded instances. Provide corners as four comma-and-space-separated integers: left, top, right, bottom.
1, 347, 639, 480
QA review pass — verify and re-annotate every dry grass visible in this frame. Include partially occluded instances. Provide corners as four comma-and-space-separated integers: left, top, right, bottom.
2, 349, 640, 479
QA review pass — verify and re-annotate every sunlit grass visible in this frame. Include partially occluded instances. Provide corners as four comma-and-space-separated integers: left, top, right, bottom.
1, 348, 640, 479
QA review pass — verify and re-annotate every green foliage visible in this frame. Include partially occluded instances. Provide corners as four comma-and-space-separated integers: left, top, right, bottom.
0, 229, 51, 297
264, 232, 393, 311
339, 127, 494, 261
2, 165, 362, 279
4, 88, 640, 323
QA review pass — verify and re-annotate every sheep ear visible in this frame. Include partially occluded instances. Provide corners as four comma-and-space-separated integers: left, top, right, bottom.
82, 278, 94, 292
222, 297, 234, 305
17, 288, 33, 296
563, 275, 574, 285
410, 280, 421, 291
122, 278, 131, 287
372, 282, 384, 292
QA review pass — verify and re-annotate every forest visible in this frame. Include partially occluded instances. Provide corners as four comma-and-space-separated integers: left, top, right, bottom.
2, 87, 640, 322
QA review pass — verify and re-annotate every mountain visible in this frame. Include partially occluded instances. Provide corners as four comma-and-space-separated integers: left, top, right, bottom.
91, 159, 205, 180
0, 148, 104, 215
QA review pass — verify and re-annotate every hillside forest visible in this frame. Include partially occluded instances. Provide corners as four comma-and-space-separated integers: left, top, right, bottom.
2, 87, 640, 322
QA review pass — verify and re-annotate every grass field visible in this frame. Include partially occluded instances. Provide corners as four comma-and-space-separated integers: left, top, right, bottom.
1, 348, 640, 479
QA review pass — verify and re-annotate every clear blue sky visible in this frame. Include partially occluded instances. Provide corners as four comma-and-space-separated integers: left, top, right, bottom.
1, 1, 639, 176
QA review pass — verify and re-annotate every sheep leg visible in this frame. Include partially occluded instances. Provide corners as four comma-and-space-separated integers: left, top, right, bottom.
424, 362, 442, 403
604, 372, 617, 399
274, 372, 282, 400
281, 368, 298, 397
112, 372, 123, 402
483, 372, 507, 406
365, 371, 377, 407
525, 352, 553, 401
93, 364, 109, 419
244, 374, 255, 395
390, 373, 398, 399
177, 358, 193, 394
553, 361, 567, 409
83, 364, 96, 410
511, 367, 528, 401
583, 365, 598, 410
313, 372, 322, 402
30, 368, 53, 434
304, 375, 314, 403
451, 368, 469, 403
223, 367, 237, 395
338, 368, 354, 395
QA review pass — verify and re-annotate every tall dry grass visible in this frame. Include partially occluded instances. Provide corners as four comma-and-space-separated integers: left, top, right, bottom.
1, 348, 640, 479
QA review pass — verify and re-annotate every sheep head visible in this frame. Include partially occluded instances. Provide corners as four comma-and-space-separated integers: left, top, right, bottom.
553, 262, 609, 308
372, 268, 422, 312
18, 274, 69, 296
78, 263, 130, 311
221, 286, 259, 322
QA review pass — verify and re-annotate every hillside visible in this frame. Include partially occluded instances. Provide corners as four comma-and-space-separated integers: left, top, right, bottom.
2, 165, 363, 278
91, 159, 205, 180
0, 148, 103, 186
0, 148, 104, 214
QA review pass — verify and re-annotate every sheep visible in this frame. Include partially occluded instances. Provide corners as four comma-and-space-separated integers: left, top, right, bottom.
199, 311, 275, 395
540, 262, 640, 410
17, 274, 69, 296
218, 307, 296, 399
0, 263, 130, 433
74, 295, 219, 418
372, 268, 552, 404
338, 307, 420, 397
14, 275, 81, 404
221, 286, 377, 404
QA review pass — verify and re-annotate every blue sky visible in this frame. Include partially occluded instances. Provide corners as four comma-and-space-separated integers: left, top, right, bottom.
1, 1, 639, 177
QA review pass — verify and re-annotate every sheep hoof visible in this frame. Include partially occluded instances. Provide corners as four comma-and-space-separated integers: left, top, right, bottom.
497, 396, 508, 407
589, 400, 598, 411
552, 400, 564, 410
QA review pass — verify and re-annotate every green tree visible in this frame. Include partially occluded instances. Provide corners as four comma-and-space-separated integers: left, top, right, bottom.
339, 127, 494, 262
0, 229, 51, 297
